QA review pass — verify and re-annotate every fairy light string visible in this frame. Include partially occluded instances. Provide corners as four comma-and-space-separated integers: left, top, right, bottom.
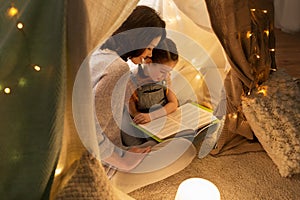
1, 3, 42, 95
228, 8, 274, 119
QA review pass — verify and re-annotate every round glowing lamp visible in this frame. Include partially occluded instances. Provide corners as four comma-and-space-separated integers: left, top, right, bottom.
175, 178, 220, 200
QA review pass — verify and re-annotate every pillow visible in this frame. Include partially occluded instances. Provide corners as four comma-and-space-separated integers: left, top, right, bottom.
242, 69, 300, 177
54, 151, 115, 199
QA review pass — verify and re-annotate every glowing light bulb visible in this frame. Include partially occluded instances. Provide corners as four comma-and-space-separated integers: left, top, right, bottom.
250, 9, 256, 12
257, 86, 268, 96
246, 31, 252, 38
232, 113, 238, 119
256, 55, 260, 59
4, 87, 11, 94
269, 48, 275, 52
7, 6, 18, 17
55, 167, 63, 176
33, 65, 41, 71
175, 178, 220, 200
262, 10, 268, 13
17, 22, 24, 30
264, 30, 269, 36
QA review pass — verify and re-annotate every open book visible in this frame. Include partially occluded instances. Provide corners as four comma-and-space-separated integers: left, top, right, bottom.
132, 102, 218, 142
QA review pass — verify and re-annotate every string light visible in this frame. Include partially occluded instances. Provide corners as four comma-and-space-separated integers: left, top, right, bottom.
7, 5, 18, 17
257, 86, 268, 96
246, 31, 252, 38
16, 22, 24, 30
250, 9, 256, 12
264, 30, 269, 36
4, 87, 11, 94
228, 113, 238, 119
269, 48, 275, 52
232, 113, 237, 119
33, 65, 41, 72
2, 11, 42, 96
262, 10, 268, 14
55, 167, 63, 176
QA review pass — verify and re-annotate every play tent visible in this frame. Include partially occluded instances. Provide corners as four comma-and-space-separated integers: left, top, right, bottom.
0, 0, 276, 199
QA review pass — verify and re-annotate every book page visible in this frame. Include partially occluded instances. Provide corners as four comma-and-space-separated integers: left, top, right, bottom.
168, 103, 216, 130
138, 103, 216, 140
138, 112, 191, 139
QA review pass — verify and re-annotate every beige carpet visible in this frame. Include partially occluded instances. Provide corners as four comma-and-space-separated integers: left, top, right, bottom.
129, 151, 300, 200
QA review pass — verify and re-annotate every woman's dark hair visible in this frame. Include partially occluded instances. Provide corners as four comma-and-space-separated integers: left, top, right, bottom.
101, 6, 166, 61
152, 38, 178, 64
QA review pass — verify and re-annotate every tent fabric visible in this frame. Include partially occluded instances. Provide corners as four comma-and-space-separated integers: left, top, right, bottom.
204, 0, 276, 155
51, 0, 139, 199
0, 1, 65, 199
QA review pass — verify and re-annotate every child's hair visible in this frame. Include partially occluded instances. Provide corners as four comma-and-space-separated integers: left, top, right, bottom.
151, 38, 178, 64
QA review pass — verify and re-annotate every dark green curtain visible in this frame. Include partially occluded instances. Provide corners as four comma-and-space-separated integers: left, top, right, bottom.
0, 1, 65, 199
204, 0, 276, 155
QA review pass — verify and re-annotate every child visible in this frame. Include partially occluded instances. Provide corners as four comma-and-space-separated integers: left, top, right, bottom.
122, 38, 179, 146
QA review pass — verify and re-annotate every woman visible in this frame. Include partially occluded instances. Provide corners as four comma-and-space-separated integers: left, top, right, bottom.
90, 6, 196, 193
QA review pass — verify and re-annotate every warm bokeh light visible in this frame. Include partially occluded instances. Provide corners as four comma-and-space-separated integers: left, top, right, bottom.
55, 167, 63, 176
250, 9, 256, 12
232, 113, 237, 119
16, 22, 24, 30
33, 65, 41, 71
257, 86, 268, 96
269, 48, 275, 52
7, 6, 18, 17
18, 78, 27, 87
262, 10, 268, 14
264, 30, 269, 36
228, 113, 238, 119
246, 31, 252, 38
4, 87, 11, 94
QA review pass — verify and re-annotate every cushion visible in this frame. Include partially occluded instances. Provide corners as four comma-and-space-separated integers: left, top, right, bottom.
242, 69, 300, 177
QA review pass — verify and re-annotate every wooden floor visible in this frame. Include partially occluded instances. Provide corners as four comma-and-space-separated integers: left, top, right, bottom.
274, 28, 300, 78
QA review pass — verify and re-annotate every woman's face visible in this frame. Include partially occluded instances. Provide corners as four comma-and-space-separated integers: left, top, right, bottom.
145, 60, 177, 82
130, 36, 161, 64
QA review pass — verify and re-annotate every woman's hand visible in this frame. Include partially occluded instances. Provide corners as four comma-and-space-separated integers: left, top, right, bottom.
103, 146, 151, 172
133, 113, 151, 124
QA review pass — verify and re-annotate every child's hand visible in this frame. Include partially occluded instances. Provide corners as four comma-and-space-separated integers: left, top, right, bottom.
133, 113, 151, 124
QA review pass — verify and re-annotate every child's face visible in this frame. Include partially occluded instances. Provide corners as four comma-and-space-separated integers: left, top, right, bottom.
145, 60, 177, 81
